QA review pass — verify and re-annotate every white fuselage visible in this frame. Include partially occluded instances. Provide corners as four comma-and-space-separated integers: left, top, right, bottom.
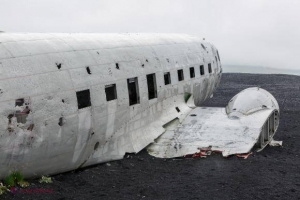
0, 33, 221, 178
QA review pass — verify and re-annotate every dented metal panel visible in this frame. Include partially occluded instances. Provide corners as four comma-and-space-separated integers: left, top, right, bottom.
147, 107, 273, 157
0, 32, 246, 178
148, 87, 280, 158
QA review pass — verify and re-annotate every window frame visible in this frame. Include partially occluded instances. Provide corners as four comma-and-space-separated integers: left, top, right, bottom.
164, 72, 171, 85
200, 65, 205, 75
105, 84, 118, 102
208, 63, 212, 74
127, 77, 140, 106
76, 89, 92, 109
146, 73, 158, 100
189, 67, 195, 78
177, 69, 184, 81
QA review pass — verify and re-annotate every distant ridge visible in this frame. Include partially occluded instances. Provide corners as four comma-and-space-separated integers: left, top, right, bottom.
223, 65, 300, 76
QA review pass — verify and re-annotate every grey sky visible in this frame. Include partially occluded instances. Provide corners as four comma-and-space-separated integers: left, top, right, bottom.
1, 0, 299, 69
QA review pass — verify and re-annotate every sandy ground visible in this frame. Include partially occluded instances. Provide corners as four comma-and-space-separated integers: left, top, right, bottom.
2, 73, 300, 200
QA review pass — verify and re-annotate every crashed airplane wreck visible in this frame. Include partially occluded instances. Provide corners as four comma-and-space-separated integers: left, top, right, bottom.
0, 33, 279, 178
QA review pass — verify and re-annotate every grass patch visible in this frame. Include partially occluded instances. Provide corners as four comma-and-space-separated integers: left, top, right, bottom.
4, 174, 15, 187
3, 171, 29, 188
0, 183, 9, 195
39, 176, 52, 184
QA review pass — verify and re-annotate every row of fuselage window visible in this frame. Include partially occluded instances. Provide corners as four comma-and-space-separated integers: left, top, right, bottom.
76, 64, 213, 109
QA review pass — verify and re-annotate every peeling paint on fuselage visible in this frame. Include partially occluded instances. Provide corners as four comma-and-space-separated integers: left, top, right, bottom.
0, 33, 221, 178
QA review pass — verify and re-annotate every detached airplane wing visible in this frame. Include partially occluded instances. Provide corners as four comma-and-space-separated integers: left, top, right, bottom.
148, 87, 279, 158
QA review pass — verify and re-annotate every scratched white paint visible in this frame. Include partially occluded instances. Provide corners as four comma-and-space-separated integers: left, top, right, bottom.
148, 87, 280, 158
0, 33, 222, 178
0, 33, 280, 178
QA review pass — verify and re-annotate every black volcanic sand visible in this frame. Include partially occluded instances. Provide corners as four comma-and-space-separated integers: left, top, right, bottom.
3, 73, 300, 200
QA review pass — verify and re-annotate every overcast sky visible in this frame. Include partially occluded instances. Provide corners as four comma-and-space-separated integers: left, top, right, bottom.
1, 0, 300, 69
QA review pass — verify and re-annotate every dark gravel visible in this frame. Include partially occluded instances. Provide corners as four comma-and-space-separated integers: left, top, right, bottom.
2, 73, 300, 200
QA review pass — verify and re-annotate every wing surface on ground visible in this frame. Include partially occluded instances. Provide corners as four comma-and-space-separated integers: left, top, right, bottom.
148, 87, 280, 158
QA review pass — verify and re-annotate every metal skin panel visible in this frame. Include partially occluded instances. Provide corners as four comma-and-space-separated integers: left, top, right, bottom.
148, 87, 280, 158
0, 33, 221, 178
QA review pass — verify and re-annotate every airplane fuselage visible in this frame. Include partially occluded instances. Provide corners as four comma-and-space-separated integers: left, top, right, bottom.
0, 33, 221, 178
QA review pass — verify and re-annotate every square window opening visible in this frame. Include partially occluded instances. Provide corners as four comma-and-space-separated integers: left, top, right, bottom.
127, 77, 140, 106
190, 67, 195, 78
76, 89, 91, 109
164, 72, 171, 85
178, 69, 184, 81
200, 65, 204, 75
146, 73, 157, 100
208, 63, 212, 73
105, 84, 117, 101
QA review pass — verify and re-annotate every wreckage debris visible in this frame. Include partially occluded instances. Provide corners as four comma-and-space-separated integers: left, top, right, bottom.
147, 88, 281, 159
185, 148, 253, 159
0, 33, 281, 180
184, 142, 282, 160
236, 152, 252, 159
185, 147, 213, 158
269, 140, 283, 147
